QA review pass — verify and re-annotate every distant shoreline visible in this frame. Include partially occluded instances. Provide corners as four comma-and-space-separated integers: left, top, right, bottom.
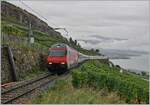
110, 54, 149, 73
109, 57, 130, 59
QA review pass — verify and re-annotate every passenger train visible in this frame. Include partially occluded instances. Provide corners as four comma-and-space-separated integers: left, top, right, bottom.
47, 43, 107, 74
47, 43, 85, 74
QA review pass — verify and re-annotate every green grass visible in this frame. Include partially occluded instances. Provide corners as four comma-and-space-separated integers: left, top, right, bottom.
31, 78, 125, 104
72, 60, 149, 104
19, 67, 49, 81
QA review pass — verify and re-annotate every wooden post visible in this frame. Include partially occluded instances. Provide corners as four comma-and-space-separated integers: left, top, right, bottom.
7, 46, 18, 81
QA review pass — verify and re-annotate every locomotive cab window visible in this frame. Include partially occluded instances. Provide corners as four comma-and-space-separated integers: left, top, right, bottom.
49, 50, 66, 56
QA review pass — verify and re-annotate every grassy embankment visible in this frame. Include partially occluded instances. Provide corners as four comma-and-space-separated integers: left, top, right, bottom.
31, 60, 149, 104
31, 79, 125, 104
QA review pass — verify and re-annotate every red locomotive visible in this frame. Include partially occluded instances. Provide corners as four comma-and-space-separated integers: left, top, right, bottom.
47, 43, 78, 74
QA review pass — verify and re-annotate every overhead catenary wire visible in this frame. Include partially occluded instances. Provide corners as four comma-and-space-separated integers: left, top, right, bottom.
19, 0, 70, 38
19, 0, 59, 28
54, 28, 68, 36
19, 0, 47, 21
19, 0, 69, 36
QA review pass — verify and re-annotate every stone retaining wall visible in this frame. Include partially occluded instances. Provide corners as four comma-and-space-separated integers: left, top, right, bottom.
1, 47, 13, 84
1, 46, 47, 84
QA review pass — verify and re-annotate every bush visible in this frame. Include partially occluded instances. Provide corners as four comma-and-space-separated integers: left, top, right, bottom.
72, 60, 149, 103
2, 24, 27, 36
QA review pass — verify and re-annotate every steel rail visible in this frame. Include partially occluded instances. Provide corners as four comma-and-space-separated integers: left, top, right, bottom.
1, 73, 54, 104
1, 72, 69, 104
2, 73, 51, 94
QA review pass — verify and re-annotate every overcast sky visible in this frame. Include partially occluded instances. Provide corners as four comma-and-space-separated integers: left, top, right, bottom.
9, 0, 149, 52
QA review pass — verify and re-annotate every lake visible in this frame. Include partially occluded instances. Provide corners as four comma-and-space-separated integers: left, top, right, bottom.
110, 54, 149, 73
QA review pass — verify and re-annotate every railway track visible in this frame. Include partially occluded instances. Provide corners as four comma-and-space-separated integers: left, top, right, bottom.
1, 72, 69, 104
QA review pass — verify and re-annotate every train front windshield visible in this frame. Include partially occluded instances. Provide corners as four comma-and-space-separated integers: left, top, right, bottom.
49, 50, 66, 56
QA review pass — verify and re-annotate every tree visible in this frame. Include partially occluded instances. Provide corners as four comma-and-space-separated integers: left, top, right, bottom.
95, 49, 99, 53
91, 48, 94, 52
116, 65, 121, 69
69, 37, 73, 43
141, 71, 146, 76
74, 40, 77, 45
77, 43, 81, 48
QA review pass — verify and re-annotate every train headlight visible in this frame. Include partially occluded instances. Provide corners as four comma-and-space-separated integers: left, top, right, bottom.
61, 62, 65, 64
49, 62, 52, 64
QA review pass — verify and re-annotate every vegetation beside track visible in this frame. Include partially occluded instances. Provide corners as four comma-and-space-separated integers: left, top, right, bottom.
72, 60, 149, 104
19, 68, 49, 81
31, 78, 125, 104
32, 60, 149, 104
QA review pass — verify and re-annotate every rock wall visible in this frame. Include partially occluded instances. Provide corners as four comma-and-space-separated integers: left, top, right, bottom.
1, 47, 13, 84
1, 46, 47, 84
12, 48, 40, 78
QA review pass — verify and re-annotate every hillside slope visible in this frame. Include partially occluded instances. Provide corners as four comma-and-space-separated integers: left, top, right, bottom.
1, 1, 99, 83
1, 1, 99, 55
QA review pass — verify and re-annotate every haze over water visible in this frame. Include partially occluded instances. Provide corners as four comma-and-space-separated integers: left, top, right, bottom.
110, 54, 149, 72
